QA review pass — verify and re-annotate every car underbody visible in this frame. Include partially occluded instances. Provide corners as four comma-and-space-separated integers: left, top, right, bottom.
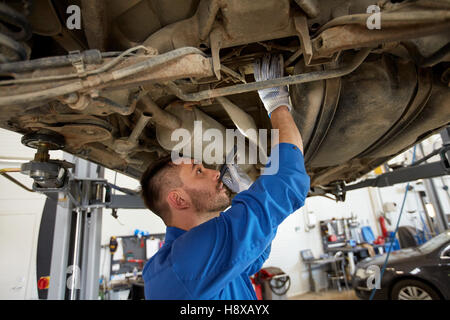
0, 0, 449, 199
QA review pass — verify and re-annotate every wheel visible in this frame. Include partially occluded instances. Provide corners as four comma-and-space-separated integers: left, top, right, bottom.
21, 132, 65, 150
391, 279, 441, 300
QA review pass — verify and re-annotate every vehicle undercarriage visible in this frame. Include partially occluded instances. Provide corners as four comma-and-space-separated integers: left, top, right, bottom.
1, 0, 449, 199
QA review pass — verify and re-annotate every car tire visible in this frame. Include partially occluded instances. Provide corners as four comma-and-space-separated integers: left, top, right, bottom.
391, 279, 441, 300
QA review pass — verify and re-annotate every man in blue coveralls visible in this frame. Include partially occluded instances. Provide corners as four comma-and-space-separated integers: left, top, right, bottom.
140, 55, 310, 299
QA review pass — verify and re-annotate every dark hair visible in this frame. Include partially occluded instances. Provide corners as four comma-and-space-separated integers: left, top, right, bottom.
140, 155, 182, 224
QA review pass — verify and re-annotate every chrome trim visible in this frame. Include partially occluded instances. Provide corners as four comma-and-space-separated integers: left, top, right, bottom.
356, 286, 372, 292
440, 244, 450, 260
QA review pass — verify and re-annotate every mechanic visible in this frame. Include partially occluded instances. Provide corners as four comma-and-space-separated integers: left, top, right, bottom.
139, 54, 310, 299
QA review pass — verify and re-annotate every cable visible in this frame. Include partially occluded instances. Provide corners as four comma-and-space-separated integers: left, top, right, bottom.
0, 47, 205, 106
369, 145, 417, 300
0, 45, 153, 85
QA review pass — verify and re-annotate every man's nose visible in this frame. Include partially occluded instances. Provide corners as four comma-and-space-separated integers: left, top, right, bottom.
210, 168, 220, 181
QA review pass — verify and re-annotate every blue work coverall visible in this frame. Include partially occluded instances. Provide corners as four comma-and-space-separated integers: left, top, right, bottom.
142, 143, 310, 299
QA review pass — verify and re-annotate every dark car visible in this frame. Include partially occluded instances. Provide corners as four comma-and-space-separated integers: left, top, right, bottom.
353, 231, 450, 300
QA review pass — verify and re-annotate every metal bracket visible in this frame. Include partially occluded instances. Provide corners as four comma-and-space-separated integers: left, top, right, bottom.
210, 28, 223, 80
343, 145, 450, 192
311, 144, 450, 201
293, 13, 339, 66
69, 50, 86, 76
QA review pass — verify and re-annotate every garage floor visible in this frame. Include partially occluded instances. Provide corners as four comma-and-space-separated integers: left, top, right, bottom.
289, 289, 359, 300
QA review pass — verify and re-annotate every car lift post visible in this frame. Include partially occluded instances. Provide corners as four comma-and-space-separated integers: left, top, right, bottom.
419, 127, 450, 233
47, 153, 74, 300
48, 155, 104, 300
9, 132, 144, 299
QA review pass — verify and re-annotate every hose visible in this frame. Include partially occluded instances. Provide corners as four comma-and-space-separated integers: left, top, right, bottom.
0, 47, 205, 106
369, 145, 417, 300
0, 45, 154, 85
0, 49, 104, 74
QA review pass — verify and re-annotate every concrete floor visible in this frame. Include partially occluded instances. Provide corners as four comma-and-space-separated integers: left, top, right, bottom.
289, 289, 359, 300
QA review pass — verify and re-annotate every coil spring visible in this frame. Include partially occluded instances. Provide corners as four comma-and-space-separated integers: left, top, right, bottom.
0, 1, 32, 63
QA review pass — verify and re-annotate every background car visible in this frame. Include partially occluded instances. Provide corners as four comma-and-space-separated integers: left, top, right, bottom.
353, 230, 450, 300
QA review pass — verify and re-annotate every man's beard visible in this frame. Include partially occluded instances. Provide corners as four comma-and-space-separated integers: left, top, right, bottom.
184, 183, 231, 215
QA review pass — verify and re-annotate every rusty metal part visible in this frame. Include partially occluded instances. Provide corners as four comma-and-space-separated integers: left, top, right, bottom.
143, 0, 298, 53
294, 0, 320, 18
62, 93, 90, 111
210, 27, 223, 80
140, 95, 181, 130
0, 47, 207, 106
113, 115, 152, 156
284, 48, 303, 67
294, 14, 337, 66
0, 52, 213, 107
61, 89, 141, 116
34, 142, 50, 162
0, 46, 156, 85
112, 95, 181, 157
198, 0, 221, 41
167, 48, 371, 101
315, 10, 450, 35
0, 49, 103, 74
313, 22, 450, 59
81, 0, 108, 51
32, 124, 112, 150
89, 95, 137, 116
216, 96, 268, 163
104, 53, 214, 90
18, 114, 113, 150
220, 65, 246, 83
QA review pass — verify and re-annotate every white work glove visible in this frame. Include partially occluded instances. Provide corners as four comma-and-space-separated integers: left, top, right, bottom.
220, 146, 252, 193
253, 54, 292, 116
221, 164, 252, 194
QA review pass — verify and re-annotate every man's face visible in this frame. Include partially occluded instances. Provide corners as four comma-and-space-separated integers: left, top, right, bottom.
176, 159, 231, 215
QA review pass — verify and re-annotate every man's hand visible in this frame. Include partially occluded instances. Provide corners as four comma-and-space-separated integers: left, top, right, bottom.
221, 163, 252, 194
220, 146, 252, 193
254, 54, 303, 152
253, 54, 291, 116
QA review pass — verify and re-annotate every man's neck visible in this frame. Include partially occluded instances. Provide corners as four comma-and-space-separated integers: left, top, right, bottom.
170, 210, 221, 231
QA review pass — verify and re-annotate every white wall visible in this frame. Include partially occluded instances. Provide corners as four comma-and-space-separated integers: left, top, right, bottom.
99, 169, 166, 282
0, 129, 62, 300
262, 187, 381, 298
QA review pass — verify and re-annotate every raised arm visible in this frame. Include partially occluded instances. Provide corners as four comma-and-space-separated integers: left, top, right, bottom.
254, 54, 303, 152
271, 106, 304, 152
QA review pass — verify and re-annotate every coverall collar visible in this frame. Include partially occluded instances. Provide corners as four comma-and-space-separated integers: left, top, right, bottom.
165, 226, 187, 245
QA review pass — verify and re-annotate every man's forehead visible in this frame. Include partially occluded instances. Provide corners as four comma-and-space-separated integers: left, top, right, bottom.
171, 157, 195, 166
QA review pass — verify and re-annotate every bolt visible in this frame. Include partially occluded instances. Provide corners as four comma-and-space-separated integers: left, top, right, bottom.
83, 129, 96, 135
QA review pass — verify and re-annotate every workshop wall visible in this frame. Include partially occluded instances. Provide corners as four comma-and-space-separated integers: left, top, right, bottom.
261, 134, 449, 299
99, 169, 166, 282
262, 187, 380, 298
0, 129, 62, 300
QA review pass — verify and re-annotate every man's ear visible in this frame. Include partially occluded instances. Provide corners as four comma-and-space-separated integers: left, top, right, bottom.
167, 189, 190, 210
